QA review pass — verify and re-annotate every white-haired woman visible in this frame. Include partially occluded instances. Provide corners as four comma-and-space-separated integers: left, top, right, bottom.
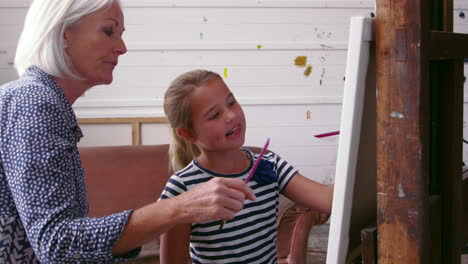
0, 0, 255, 263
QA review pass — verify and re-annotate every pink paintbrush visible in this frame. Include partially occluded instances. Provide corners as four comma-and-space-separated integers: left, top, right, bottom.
219, 138, 270, 229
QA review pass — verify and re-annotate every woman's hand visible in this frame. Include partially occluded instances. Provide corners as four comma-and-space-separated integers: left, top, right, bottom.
173, 177, 256, 223
113, 177, 255, 256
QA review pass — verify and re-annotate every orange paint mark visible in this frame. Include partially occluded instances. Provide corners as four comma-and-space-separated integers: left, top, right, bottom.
294, 56, 307, 67
304, 65, 313, 76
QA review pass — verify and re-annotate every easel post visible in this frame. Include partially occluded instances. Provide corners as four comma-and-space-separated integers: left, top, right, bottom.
375, 0, 465, 263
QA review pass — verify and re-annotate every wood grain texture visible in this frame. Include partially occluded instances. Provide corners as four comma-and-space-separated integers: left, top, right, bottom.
376, 0, 430, 263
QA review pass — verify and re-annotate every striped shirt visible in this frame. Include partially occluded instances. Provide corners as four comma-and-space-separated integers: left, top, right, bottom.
160, 148, 297, 264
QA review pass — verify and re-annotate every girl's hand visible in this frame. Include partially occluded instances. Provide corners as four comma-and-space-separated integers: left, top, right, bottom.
173, 177, 256, 223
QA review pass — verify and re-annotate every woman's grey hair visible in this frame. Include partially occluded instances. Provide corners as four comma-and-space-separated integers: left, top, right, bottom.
14, 0, 121, 78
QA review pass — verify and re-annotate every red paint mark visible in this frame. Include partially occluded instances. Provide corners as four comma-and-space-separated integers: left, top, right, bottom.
314, 131, 340, 138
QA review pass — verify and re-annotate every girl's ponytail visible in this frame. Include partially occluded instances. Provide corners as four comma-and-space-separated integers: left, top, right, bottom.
169, 130, 200, 171
164, 69, 221, 171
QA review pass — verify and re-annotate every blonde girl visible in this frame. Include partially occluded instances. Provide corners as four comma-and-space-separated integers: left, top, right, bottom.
160, 69, 333, 264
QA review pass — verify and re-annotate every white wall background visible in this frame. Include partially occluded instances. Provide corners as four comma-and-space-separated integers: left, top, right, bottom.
1, 0, 467, 186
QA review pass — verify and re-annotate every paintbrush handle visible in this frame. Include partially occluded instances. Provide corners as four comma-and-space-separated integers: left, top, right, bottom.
219, 138, 270, 230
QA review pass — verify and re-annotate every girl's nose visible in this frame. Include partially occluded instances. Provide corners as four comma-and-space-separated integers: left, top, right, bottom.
225, 109, 236, 122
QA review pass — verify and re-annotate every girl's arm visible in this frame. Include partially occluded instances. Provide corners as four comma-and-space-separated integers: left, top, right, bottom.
282, 172, 334, 214
160, 224, 191, 264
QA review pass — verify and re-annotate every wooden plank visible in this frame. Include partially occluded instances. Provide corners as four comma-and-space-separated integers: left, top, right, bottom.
77, 117, 168, 146
433, 59, 463, 263
375, 0, 431, 263
428, 31, 468, 60
77, 117, 167, 124
132, 122, 141, 145
443, 0, 453, 31
361, 226, 377, 264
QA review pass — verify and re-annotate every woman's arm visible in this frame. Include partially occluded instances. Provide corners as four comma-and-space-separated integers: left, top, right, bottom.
112, 177, 256, 256
282, 172, 334, 214
160, 224, 191, 264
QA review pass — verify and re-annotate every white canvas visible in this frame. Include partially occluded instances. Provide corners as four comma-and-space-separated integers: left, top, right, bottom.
326, 16, 375, 264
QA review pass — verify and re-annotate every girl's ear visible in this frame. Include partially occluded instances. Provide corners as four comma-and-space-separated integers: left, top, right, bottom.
176, 127, 197, 143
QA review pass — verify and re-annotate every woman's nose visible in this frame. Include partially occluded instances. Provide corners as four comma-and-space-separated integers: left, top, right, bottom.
115, 37, 127, 55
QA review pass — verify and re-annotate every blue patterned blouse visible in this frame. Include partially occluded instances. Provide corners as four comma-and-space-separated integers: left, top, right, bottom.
0, 67, 139, 263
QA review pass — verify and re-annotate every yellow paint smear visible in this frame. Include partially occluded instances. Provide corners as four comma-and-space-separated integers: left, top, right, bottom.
294, 56, 307, 67
223, 68, 228, 78
304, 65, 313, 76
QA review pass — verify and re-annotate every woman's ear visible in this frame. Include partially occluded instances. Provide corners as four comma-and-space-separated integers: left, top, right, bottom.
63, 29, 71, 48
176, 127, 197, 143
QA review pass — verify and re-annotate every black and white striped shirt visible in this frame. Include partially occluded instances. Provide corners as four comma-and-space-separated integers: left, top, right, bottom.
160, 148, 297, 264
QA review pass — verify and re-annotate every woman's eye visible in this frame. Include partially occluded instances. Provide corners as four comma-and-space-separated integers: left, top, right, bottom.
229, 100, 236, 106
103, 28, 114, 36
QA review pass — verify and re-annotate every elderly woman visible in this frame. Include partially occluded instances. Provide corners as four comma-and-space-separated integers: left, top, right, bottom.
0, 0, 255, 263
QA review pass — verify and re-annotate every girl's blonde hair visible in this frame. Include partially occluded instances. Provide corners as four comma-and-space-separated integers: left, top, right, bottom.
163, 69, 222, 171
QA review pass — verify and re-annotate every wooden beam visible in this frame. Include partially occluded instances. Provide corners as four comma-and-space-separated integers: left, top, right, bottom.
443, 0, 453, 31
428, 31, 468, 60
77, 117, 167, 124
361, 226, 377, 264
131, 122, 141, 145
432, 59, 464, 263
375, 0, 431, 262
77, 117, 169, 145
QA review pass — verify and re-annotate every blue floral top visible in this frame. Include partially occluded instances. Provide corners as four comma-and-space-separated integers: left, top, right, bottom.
0, 67, 139, 263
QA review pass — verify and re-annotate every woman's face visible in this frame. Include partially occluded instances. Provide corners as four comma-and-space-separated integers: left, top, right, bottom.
64, 1, 126, 86
184, 78, 246, 153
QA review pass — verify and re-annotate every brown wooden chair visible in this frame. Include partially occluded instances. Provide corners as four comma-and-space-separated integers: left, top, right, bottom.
79, 144, 330, 263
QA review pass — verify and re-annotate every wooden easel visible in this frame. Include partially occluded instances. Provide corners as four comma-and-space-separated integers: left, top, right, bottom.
376, 0, 467, 263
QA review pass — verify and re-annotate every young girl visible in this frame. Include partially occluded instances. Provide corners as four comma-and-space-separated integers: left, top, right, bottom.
160, 69, 334, 264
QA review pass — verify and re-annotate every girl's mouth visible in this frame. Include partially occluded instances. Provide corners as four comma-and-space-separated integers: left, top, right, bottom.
226, 125, 241, 137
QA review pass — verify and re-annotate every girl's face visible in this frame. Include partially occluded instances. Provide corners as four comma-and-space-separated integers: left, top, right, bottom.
64, 1, 127, 86
183, 78, 246, 153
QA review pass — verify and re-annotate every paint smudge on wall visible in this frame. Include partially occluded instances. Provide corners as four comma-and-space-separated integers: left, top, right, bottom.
306, 110, 311, 119
294, 56, 307, 67
320, 68, 326, 85
223, 68, 228, 78
317, 31, 332, 39
390, 111, 405, 119
203, 16, 208, 22
200, 32, 204, 40
320, 44, 333, 49
257, 44, 262, 49
397, 183, 406, 198
304, 65, 313, 76
294, 56, 314, 78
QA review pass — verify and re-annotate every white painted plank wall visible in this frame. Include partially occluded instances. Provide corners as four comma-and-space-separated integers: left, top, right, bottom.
1, 1, 468, 185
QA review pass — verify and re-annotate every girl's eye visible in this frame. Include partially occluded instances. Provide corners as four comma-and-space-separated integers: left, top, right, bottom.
208, 113, 219, 120
228, 100, 236, 106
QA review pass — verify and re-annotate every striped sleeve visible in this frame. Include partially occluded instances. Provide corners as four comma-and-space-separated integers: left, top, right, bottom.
159, 174, 187, 200
269, 152, 298, 192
